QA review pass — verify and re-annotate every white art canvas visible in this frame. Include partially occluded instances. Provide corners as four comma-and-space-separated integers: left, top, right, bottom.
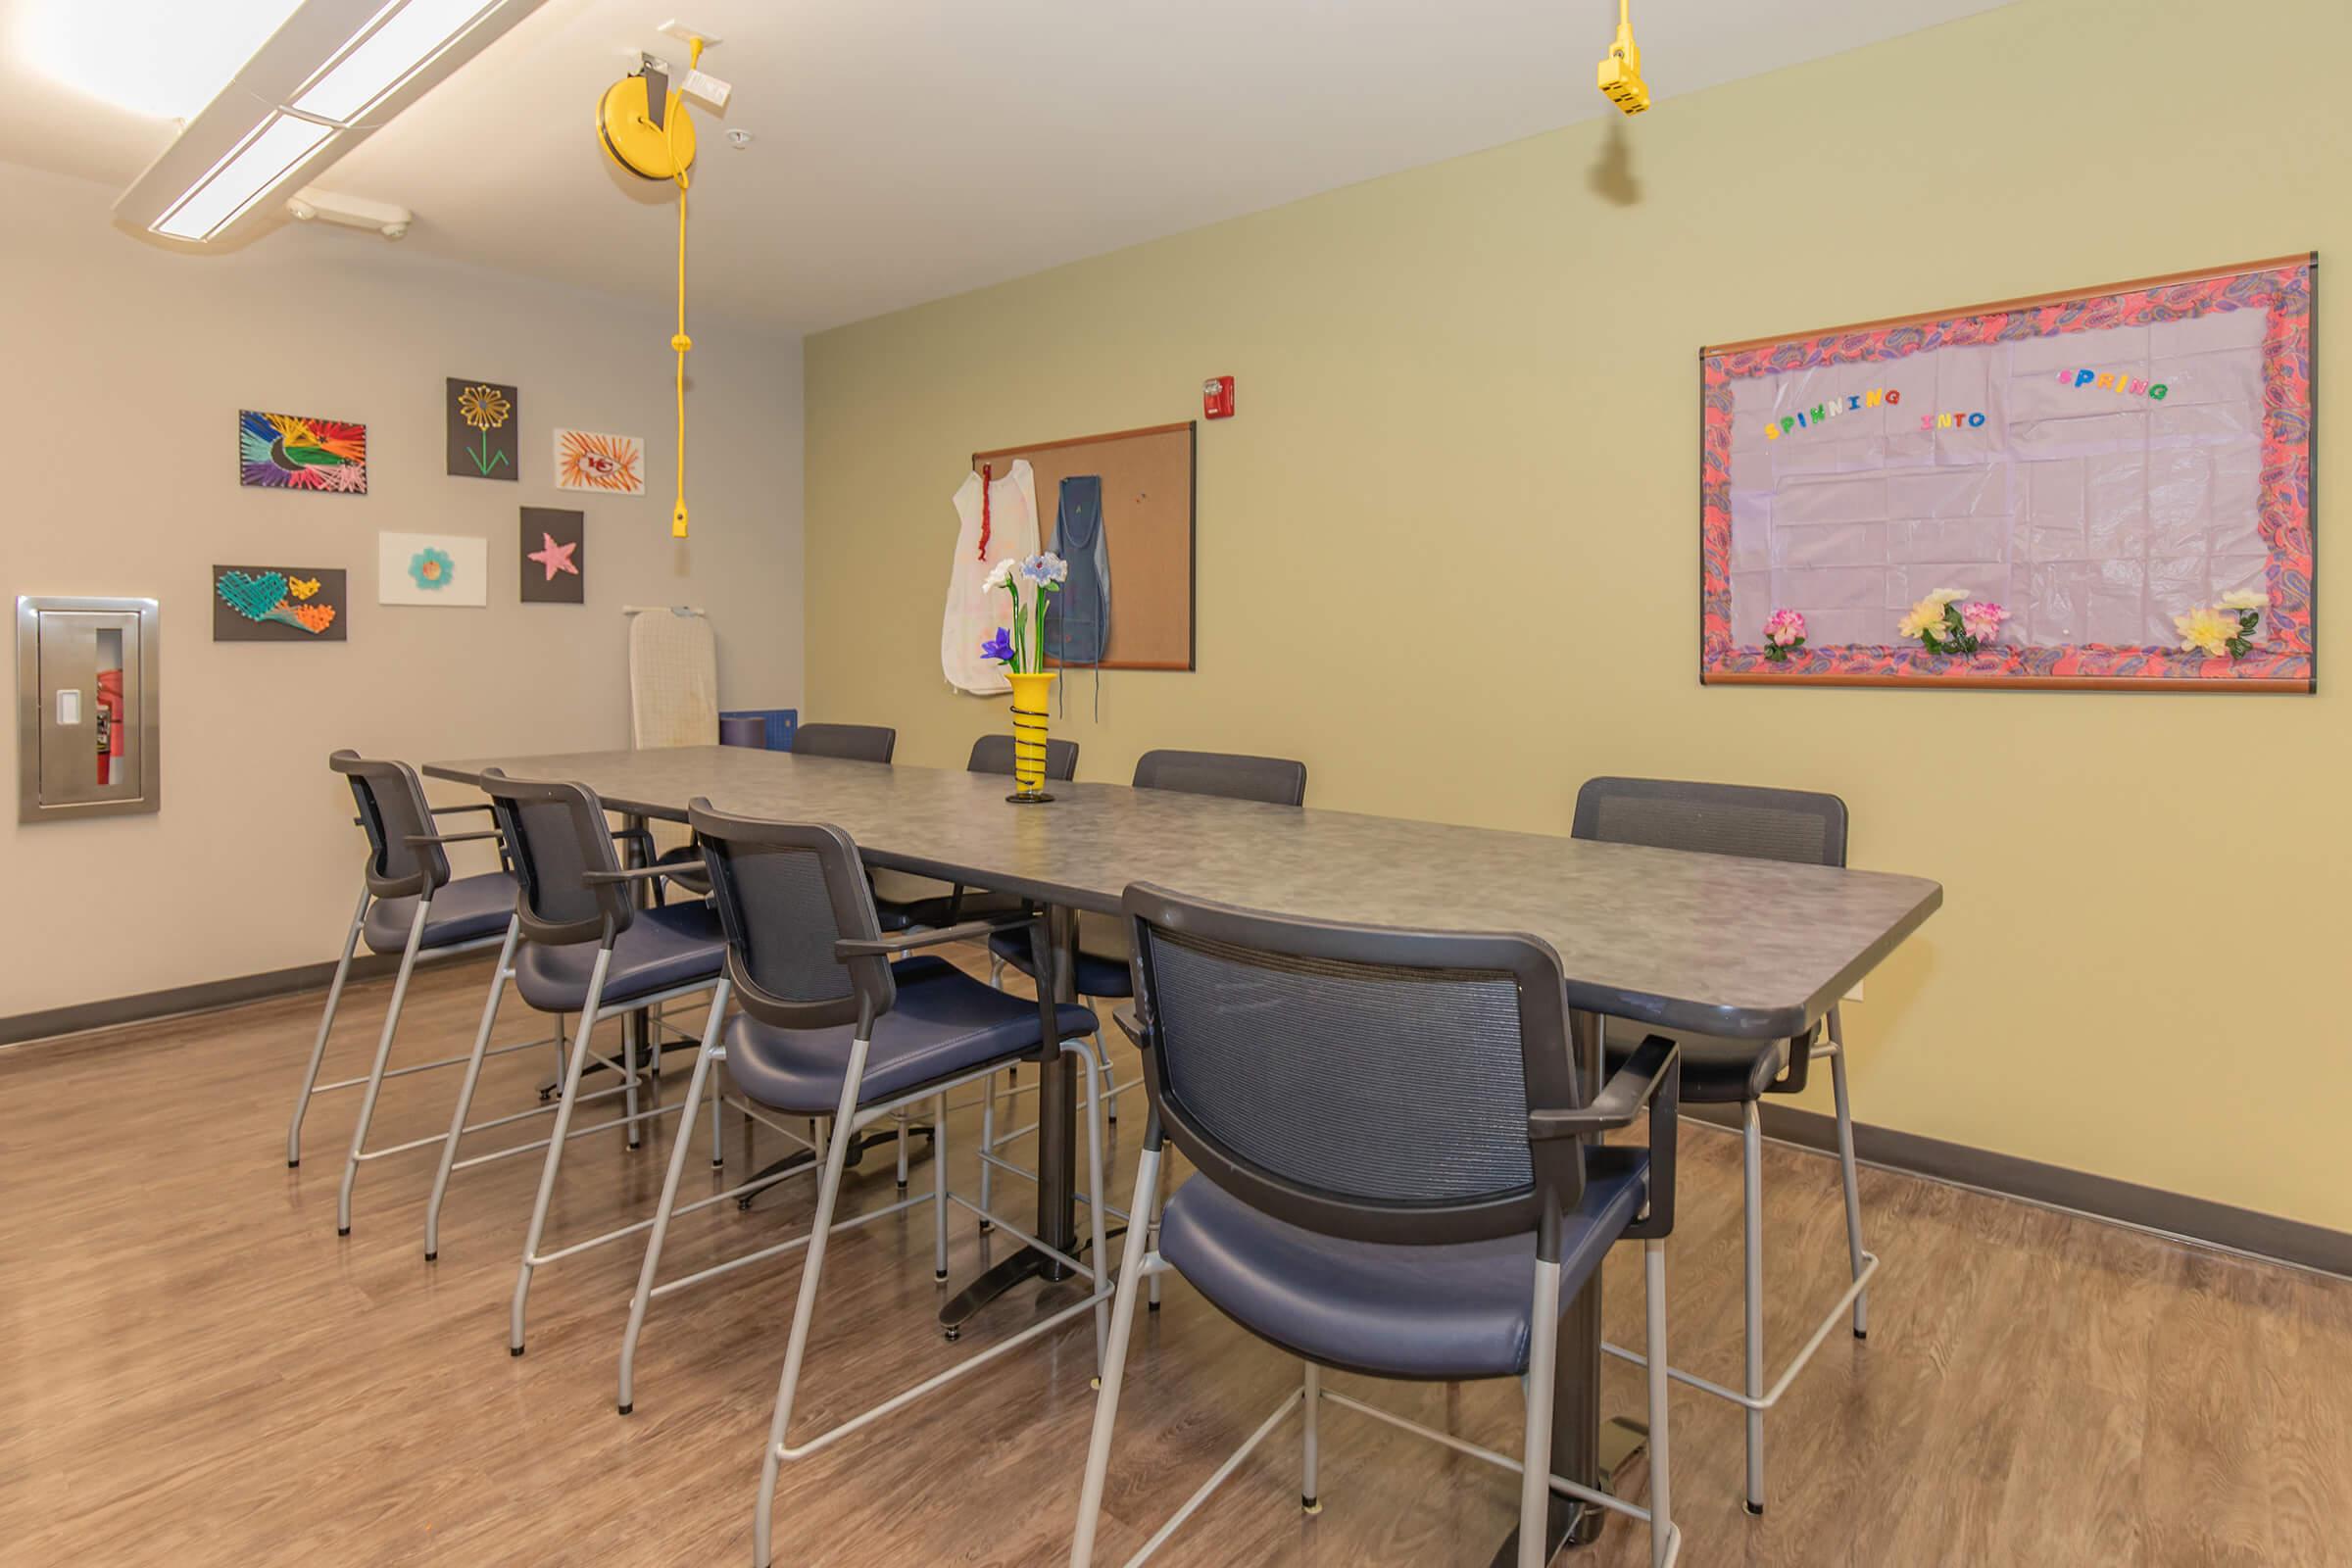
378, 531, 489, 607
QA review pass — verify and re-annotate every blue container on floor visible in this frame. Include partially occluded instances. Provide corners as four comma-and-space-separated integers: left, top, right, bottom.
718, 708, 799, 751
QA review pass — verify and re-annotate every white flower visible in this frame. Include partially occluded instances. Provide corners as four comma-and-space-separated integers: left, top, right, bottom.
2219, 589, 2267, 612
982, 558, 1016, 592
1927, 587, 1968, 607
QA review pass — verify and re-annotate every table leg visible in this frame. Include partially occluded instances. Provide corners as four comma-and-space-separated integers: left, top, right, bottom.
1490, 1007, 1609, 1564
940, 904, 1081, 1334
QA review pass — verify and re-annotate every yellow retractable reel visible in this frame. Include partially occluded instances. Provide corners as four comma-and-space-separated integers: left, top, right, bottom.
599, 38, 706, 537
1596, 0, 1649, 115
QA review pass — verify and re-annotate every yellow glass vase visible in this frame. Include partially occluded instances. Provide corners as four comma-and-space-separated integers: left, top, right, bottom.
1006, 670, 1057, 803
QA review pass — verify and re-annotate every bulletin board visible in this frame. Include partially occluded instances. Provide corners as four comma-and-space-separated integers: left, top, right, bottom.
1700, 255, 2315, 691
974, 421, 1197, 670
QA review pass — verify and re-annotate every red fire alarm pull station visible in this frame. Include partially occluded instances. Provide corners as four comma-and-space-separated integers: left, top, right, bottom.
1203, 375, 1235, 419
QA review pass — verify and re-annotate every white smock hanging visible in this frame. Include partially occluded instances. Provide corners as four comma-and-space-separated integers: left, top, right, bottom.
940, 459, 1039, 695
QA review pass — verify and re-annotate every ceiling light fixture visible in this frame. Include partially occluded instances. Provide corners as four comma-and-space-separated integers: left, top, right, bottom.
114, 0, 546, 246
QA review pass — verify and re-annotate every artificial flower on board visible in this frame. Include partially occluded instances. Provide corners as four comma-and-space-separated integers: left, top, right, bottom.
1762, 609, 1806, 662
980, 552, 1069, 673
1898, 588, 2005, 655
2179, 590, 2267, 659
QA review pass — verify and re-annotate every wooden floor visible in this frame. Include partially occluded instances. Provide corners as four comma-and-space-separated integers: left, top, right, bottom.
5, 953, 2351, 1568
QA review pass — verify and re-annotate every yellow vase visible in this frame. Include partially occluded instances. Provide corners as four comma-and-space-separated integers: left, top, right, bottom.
1006, 670, 1058, 801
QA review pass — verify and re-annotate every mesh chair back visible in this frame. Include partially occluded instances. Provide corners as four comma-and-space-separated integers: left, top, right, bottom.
688, 799, 893, 1032
1126, 883, 1580, 1246
793, 723, 898, 763
967, 732, 1078, 781
479, 770, 633, 946
1132, 749, 1306, 807
1572, 776, 1846, 868
330, 751, 450, 900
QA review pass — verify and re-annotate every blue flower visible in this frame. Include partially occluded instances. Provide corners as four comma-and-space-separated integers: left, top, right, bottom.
979, 626, 1014, 663
1020, 552, 1068, 587
409, 547, 456, 592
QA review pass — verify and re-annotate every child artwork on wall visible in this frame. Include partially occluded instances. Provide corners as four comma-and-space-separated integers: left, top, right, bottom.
446, 378, 519, 480
519, 507, 585, 604
213, 565, 348, 640
554, 428, 645, 494
238, 411, 368, 494
378, 531, 489, 607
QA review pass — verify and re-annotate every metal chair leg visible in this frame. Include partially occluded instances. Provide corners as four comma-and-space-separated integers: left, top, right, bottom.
1741, 1098, 1766, 1514
1518, 1257, 1564, 1568
1301, 1362, 1323, 1513
1645, 1239, 1675, 1568
1073, 1039, 1111, 1366
932, 1094, 952, 1281
334, 896, 430, 1237
896, 1110, 910, 1192
511, 947, 614, 1355
754, 1036, 872, 1568
618, 986, 727, 1414
288, 883, 369, 1168
1068, 1145, 1162, 1568
623, 1010, 641, 1151
1095, 1020, 1116, 1123
1830, 1017, 1869, 1340
423, 917, 518, 1260
977, 1071, 997, 1233
1147, 1180, 1164, 1311
709, 1061, 726, 1168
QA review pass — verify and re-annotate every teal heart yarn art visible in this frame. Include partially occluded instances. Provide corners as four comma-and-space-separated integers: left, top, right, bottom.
217, 570, 290, 622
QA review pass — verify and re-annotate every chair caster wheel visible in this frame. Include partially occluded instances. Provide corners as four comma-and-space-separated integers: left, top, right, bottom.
944, 1327, 961, 1343
934, 1270, 949, 1282
1302, 1496, 1322, 1515
510, 1345, 526, 1358
336, 1226, 350, 1238
1744, 1502, 1764, 1517
617, 1402, 632, 1416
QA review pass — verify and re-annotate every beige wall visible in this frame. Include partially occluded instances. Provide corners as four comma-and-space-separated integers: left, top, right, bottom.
804, 0, 2352, 1232
1, 160, 803, 1018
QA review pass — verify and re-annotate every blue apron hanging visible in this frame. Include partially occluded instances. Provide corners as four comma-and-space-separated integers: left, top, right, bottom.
1045, 474, 1109, 667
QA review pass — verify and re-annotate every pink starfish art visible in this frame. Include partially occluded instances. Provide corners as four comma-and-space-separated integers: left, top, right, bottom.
527, 531, 579, 581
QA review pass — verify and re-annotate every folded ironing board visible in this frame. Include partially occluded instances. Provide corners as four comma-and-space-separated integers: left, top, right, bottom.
628, 607, 718, 750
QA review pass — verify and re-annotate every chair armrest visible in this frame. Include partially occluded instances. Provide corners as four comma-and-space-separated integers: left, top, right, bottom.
1527, 1034, 1677, 1140
580, 864, 680, 886
429, 803, 494, 817
403, 829, 502, 847
1112, 1006, 1148, 1049
834, 911, 1037, 959
611, 825, 657, 868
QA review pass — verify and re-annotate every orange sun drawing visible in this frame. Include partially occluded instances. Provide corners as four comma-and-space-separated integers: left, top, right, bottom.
556, 429, 645, 494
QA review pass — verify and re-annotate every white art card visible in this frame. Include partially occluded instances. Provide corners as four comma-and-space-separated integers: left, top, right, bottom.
378, 531, 489, 607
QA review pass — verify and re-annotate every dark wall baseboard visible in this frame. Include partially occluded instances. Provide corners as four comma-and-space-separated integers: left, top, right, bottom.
1688, 1102, 2352, 1282
0, 950, 475, 1049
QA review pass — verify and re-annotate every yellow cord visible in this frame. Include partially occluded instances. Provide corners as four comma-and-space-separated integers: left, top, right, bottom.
665, 37, 702, 539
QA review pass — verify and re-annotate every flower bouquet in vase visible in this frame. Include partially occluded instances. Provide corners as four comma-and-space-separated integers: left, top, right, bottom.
982, 552, 1067, 803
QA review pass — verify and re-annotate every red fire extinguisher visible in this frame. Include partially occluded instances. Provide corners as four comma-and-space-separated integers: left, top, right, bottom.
95, 668, 123, 785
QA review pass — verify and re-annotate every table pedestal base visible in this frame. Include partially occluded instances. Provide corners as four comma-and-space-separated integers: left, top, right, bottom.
937, 1244, 1076, 1339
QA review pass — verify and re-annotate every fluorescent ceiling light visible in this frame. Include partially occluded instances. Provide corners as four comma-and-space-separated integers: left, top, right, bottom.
115, 0, 544, 247
154, 115, 333, 240
293, 0, 502, 125
19, 1, 305, 122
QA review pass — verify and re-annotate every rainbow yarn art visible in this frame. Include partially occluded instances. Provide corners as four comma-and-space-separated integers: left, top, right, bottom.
239, 410, 368, 494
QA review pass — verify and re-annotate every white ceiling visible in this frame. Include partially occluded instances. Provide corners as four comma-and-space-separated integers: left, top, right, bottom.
0, 0, 2011, 334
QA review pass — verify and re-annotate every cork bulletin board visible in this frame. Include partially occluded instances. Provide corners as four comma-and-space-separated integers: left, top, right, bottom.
1701, 255, 2315, 691
973, 421, 1197, 670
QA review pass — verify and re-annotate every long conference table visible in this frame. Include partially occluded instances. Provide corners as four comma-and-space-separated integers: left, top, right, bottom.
426, 745, 1941, 1563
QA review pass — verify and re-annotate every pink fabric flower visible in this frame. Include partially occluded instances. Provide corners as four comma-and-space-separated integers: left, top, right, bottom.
1763, 609, 1806, 647
1959, 601, 2007, 643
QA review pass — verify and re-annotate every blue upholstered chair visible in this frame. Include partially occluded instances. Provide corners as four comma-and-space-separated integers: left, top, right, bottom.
870, 733, 1080, 932
1069, 884, 1682, 1568
1572, 776, 1872, 1517
287, 752, 557, 1235
602, 801, 1109, 1568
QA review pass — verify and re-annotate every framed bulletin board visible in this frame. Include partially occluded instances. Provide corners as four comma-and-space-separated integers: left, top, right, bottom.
1700, 255, 2315, 692
974, 421, 1197, 671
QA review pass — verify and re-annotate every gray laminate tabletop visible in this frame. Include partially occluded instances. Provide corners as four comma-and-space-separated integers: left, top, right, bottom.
425, 746, 1940, 1040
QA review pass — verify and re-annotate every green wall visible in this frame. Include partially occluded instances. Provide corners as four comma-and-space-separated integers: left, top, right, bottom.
804, 0, 2352, 1231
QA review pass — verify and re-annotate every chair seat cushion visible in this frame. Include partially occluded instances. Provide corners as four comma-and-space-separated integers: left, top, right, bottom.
724, 956, 1099, 1116
1156, 1152, 1649, 1381
986, 928, 1132, 999
1604, 1020, 1784, 1103
514, 902, 726, 1013
364, 872, 516, 956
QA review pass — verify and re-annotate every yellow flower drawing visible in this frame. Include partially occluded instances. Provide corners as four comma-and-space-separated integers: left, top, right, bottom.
458, 384, 512, 431
285, 576, 321, 601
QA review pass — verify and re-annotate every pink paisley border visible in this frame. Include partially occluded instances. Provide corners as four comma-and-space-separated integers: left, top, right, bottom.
1699, 261, 2314, 686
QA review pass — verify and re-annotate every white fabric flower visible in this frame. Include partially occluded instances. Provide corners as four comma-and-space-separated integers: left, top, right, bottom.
982, 558, 1016, 592
2219, 589, 2268, 612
